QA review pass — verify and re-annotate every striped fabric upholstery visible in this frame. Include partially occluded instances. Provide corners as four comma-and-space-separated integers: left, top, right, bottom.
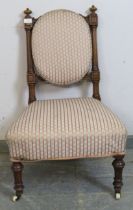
32, 10, 92, 85
7, 98, 127, 161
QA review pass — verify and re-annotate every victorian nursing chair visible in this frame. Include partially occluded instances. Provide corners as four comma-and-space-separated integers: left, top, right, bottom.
7, 5, 127, 201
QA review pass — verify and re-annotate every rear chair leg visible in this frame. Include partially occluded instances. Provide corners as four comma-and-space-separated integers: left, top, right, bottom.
112, 155, 125, 200
11, 162, 24, 201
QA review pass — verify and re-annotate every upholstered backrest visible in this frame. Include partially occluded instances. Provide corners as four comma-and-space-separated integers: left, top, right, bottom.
32, 9, 92, 85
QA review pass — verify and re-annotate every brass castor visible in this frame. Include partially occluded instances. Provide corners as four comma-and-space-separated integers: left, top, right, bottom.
12, 195, 21, 202
115, 193, 121, 200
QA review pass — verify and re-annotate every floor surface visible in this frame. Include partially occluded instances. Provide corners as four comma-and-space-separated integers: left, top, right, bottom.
0, 150, 133, 210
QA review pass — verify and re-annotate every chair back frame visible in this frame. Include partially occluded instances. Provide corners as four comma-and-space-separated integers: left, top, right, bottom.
24, 5, 101, 104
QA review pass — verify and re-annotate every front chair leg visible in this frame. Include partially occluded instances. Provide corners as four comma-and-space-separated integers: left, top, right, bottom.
11, 162, 24, 201
112, 155, 125, 200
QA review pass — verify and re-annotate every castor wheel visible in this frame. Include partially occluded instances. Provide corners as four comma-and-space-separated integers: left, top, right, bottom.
12, 195, 21, 202
115, 193, 121, 200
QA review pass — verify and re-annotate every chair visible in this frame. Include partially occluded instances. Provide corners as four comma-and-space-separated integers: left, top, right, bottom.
7, 5, 127, 201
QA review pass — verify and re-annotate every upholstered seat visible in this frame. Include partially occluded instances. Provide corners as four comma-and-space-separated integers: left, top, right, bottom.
7, 98, 127, 161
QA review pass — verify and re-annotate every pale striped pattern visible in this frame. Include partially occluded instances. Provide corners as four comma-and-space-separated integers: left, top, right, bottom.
7, 98, 127, 161
32, 10, 92, 85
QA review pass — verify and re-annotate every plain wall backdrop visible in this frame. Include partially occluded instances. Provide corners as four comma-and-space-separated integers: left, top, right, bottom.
0, 0, 133, 140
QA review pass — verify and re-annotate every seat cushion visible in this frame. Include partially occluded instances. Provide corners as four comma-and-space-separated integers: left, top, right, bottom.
7, 98, 127, 161
32, 10, 92, 85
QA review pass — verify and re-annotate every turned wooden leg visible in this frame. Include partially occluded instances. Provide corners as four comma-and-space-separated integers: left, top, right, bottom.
11, 162, 24, 201
112, 155, 125, 199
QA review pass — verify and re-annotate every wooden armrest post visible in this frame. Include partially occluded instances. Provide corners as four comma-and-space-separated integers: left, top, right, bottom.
24, 8, 36, 104
89, 6, 101, 101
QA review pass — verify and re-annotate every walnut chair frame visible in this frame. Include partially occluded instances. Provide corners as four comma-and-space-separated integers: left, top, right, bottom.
11, 6, 125, 201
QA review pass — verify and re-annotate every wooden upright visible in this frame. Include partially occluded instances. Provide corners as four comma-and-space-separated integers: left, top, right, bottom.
24, 8, 36, 104
89, 6, 101, 100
